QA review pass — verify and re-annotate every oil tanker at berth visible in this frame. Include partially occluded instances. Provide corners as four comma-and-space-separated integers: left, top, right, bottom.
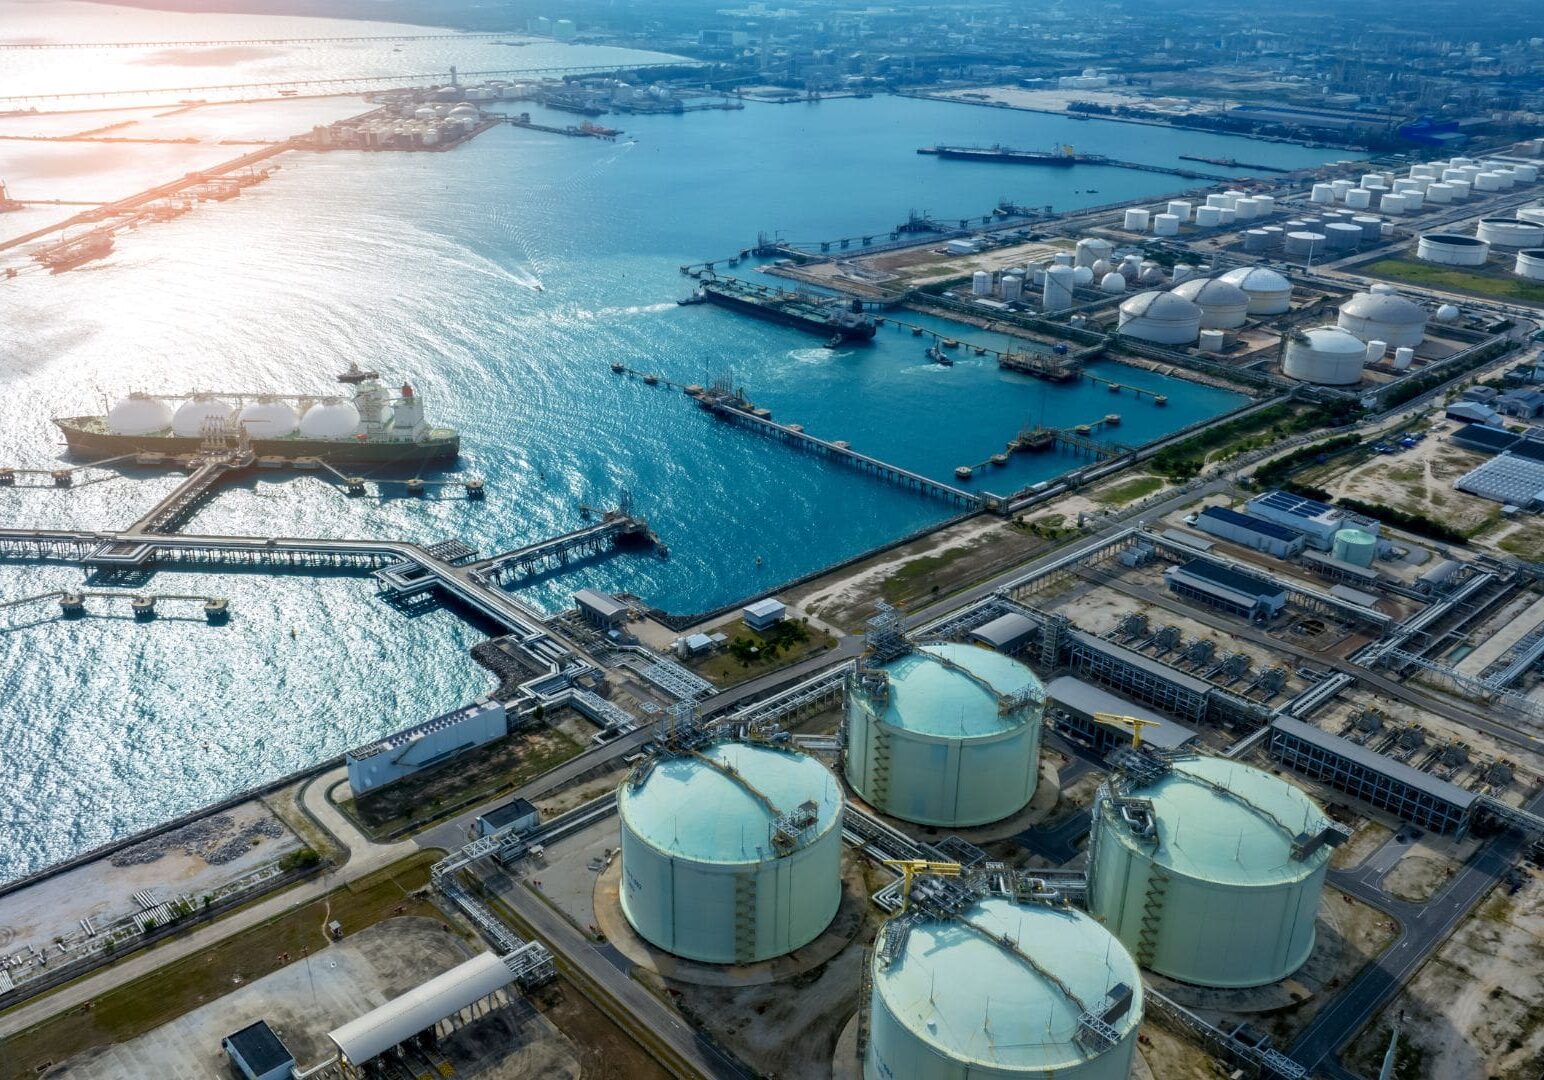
695, 277, 877, 343
54, 364, 459, 465
917, 143, 1102, 166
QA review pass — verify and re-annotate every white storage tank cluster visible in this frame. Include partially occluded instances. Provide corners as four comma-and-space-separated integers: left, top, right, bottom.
1088, 756, 1336, 988
618, 740, 843, 964
843, 644, 1045, 827
1417, 233, 1490, 266
1117, 290, 1202, 345
107, 394, 173, 436
171, 396, 234, 438
1477, 218, 1544, 249
864, 896, 1143, 1080
1516, 249, 1544, 281
237, 400, 300, 438
1218, 266, 1292, 314
1336, 290, 1427, 347
1284, 327, 1368, 385
1171, 277, 1250, 329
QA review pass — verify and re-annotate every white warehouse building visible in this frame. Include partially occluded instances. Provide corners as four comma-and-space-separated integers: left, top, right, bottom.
346, 699, 506, 795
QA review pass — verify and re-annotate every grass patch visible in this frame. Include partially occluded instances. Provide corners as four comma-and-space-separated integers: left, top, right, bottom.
1499, 526, 1544, 560
1362, 258, 1544, 304
880, 546, 973, 605
2, 852, 447, 1080
688, 618, 837, 686
1095, 474, 1165, 506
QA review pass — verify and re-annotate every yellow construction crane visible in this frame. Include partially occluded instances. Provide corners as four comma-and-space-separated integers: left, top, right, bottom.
1092, 711, 1163, 749
883, 859, 962, 910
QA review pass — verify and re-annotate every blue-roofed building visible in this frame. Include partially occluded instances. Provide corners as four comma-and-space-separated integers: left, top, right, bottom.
1165, 558, 1287, 620
1194, 505, 1307, 558
1498, 389, 1544, 419
1245, 490, 1366, 550
1449, 422, 1522, 456
1447, 402, 1504, 427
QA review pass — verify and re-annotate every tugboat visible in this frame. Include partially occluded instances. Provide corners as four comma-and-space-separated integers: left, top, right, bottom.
927, 345, 954, 366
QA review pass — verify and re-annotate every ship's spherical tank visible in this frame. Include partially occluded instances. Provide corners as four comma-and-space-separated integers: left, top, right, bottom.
237, 400, 299, 438
107, 394, 172, 436
1117, 290, 1202, 345
1336, 291, 1427, 348
1089, 757, 1333, 988
1099, 271, 1127, 294
1171, 278, 1250, 329
171, 396, 234, 438
844, 644, 1044, 828
864, 897, 1142, 1080
618, 741, 842, 964
1284, 327, 1368, 385
298, 399, 362, 439
1217, 266, 1292, 315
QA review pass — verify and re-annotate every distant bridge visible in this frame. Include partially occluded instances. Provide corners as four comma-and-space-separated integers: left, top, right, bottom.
0, 33, 520, 50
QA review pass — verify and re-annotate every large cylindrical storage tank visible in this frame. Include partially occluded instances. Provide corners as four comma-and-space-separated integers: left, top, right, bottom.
1512, 164, 1539, 183
1418, 233, 1489, 266
1218, 266, 1292, 314
1378, 193, 1408, 215
1123, 208, 1149, 231
171, 396, 234, 438
1285, 230, 1325, 257
618, 741, 843, 964
1216, 207, 1236, 226
1393, 346, 1414, 370
1331, 179, 1354, 199
1333, 528, 1378, 567
1172, 277, 1249, 329
1310, 184, 1334, 204
1324, 222, 1362, 251
1284, 327, 1368, 385
1151, 213, 1180, 236
1401, 189, 1424, 211
1345, 188, 1373, 209
1477, 219, 1544, 249
1117, 290, 1202, 345
1075, 237, 1113, 268
1365, 339, 1387, 363
1424, 182, 1454, 204
972, 271, 993, 297
1244, 229, 1269, 253
1233, 198, 1259, 221
1001, 274, 1024, 301
1519, 207, 1544, 226
1043, 266, 1076, 312
844, 644, 1044, 827
1475, 171, 1504, 192
1337, 291, 1427, 347
1253, 194, 1276, 216
1088, 757, 1333, 988
864, 897, 1142, 1080
1516, 249, 1544, 281
107, 394, 173, 436
1167, 200, 1192, 222
1195, 205, 1222, 227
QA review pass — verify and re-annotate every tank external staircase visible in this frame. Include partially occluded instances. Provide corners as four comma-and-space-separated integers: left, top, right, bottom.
1135, 868, 1170, 967
732, 873, 758, 964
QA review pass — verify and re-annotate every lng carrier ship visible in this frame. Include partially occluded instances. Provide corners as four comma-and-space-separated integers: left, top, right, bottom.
693, 277, 877, 343
54, 364, 459, 465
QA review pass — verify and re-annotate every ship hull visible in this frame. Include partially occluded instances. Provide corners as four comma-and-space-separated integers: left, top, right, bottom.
701, 287, 876, 341
933, 148, 1079, 165
53, 417, 459, 466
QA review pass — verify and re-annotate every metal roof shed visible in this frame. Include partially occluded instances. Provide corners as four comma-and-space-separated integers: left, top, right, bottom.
328, 952, 516, 1066
1046, 675, 1197, 751
574, 588, 629, 626
967, 611, 1039, 653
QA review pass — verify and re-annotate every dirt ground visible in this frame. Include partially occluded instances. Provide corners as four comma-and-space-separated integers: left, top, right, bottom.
533, 765, 630, 818
929, 85, 1217, 120
1384, 851, 1461, 903
1331, 820, 1394, 870
1136, 1023, 1235, 1079
1346, 869, 1544, 1080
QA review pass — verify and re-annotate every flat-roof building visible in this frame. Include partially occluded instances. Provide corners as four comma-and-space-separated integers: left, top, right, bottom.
1046, 675, 1197, 756
574, 588, 630, 628
1065, 630, 1212, 721
1195, 505, 1307, 558
967, 611, 1039, 654
346, 700, 507, 795
1449, 422, 1520, 456
222, 1020, 295, 1080
475, 796, 540, 839
1246, 490, 1364, 550
1164, 559, 1287, 620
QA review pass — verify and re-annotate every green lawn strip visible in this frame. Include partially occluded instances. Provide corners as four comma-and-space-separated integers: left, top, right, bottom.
1361, 258, 1544, 304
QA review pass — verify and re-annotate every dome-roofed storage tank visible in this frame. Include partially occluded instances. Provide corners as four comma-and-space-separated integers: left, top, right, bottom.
298, 398, 362, 439
1217, 266, 1292, 314
1117, 290, 1202, 345
171, 396, 234, 438
865, 895, 1142, 1080
1333, 528, 1378, 567
237, 399, 299, 438
1284, 327, 1368, 385
107, 394, 173, 436
1088, 754, 1339, 988
618, 740, 843, 964
1075, 237, 1113, 268
844, 643, 1044, 828
1171, 277, 1250, 329
1336, 291, 1427, 348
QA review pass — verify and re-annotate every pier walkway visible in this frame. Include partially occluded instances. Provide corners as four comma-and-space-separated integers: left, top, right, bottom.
471, 513, 653, 583
125, 450, 253, 536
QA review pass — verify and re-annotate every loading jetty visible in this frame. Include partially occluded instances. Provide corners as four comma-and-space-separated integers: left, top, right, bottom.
499, 113, 622, 140
1178, 154, 1288, 173
952, 421, 1129, 480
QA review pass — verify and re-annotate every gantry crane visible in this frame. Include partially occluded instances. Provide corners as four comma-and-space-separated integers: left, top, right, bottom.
882, 859, 962, 910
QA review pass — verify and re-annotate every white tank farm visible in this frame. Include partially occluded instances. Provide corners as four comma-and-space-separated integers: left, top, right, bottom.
299, 399, 362, 439
864, 897, 1142, 1080
1477, 218, 1544, 249
1088, 757, 1335, 988
1418, 233, 1489, 266
843, 644, 1044, 828
171, 396, 234, 438
1516, 250, 1544, 281
107, 394, 172, 436
1117, 290, 1202, 345
1171, 278, 1249, 329
1217, 266, 1292, 315
1336, 291, 1427, 348
618, 741, 843, 964
1284, 327, 1368, 385
237, 400, 299, 438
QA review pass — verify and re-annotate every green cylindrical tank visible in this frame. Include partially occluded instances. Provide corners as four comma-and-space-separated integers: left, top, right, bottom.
1332, 528, 1377, 567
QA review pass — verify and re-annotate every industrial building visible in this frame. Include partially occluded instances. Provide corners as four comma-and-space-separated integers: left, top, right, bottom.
617, 740, 843, 964
346, 699, 507, 795
1088, 755, 1337, 987
575, 588, 630, 628
742, 597, 787, 631
1194, 505, 1307, 558
1246, 490, 1373, 550
968, 610, 1039, 654
222, 1020, 294, 1080
1269, 717, 1477, 835
475, 796, 540, 839
1163, 559, 1287, 620
844, 644, 1044, 827
1449, 422, 1521, 455
1046, 675, 1198, 757
1455, 450, 1544, 509
1065, 629, 1212, 722
864, 896, 1143, 1080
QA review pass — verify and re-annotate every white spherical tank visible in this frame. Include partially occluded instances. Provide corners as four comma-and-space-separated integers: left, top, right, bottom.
844, 644, 1044, 827
1171, 277, 1250, 329
1043, 265, 1076, 312
618, 741, 843, 964
171, 396, 234, 438
1123, 209, 1149, 232
864, 897, 1142, 1080
298, 399, 362, 439
1073, 265, 1095, 287
106, 394, 172, 436
237, 400, 299, 438
1516, 249, 1544, 281
1477, 219, 1544, 249
1337, 291, 1427, 348
1090, 258, 1112, 278
1435, 303, 1461, 322
1099, 271, 1127, 294
1118, 290, 1202, 345
1418, 233, 1490, 266
1088, 757, 1333, 988
1218, 266, 1292, 314
1284, 327, 1368, 385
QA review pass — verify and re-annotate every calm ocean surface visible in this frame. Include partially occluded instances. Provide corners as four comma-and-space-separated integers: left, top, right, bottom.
0, 5, 1340, 880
